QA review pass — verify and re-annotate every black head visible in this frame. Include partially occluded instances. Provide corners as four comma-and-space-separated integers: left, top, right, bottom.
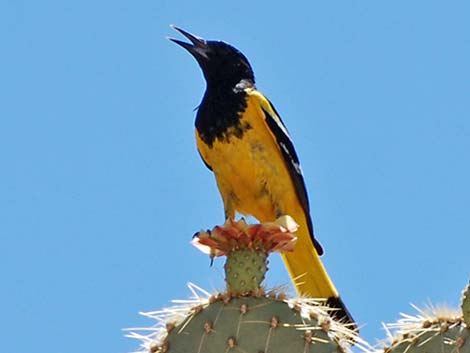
169, 26, 255, 90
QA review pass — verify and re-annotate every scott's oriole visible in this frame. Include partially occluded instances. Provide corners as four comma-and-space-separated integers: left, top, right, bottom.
170, 26, 355, 326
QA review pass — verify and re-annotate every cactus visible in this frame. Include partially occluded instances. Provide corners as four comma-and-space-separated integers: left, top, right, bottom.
159, 294, 359, 353
126, 218, 363, 353
462, 283, 470, 328
224, 248, 267, 294
127, 283, 364, 353
126, 217, 469, 353
379, 285, 470, 353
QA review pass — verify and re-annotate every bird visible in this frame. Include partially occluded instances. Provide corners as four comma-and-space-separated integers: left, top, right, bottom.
169, 26, 355, 326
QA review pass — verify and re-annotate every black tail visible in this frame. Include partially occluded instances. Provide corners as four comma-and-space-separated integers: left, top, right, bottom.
326, 296, 357, 331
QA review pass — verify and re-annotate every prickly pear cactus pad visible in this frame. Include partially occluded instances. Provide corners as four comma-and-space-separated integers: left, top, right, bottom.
224, 248, 267, 294
380, 304, 470, 353
126, 284, 364, 353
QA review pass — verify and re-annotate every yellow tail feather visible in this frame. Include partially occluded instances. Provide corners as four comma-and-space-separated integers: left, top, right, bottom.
280, 212, 356, 328
281, 225, 338, 299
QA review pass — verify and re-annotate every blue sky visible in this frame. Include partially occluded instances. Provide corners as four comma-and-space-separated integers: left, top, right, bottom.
1, 1, 469, 352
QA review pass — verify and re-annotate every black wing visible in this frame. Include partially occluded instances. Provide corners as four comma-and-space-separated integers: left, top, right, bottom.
261, 101, 324, 255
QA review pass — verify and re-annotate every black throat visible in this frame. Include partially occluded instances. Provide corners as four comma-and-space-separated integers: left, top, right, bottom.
195, 79, 254, 147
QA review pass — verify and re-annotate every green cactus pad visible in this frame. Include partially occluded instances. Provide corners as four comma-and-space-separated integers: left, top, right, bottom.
382, 305, 469, 353
225, 249, 267, 295
462, 282, 470, 327
162, 296, 347, 353
385, 323, 469, 353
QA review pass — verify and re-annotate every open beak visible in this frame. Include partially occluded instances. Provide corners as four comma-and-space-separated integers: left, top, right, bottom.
168, 25, 210, 60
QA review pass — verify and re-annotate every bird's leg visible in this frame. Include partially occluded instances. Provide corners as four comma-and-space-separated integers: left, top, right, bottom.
221, 191, 236, 222
274, 204, 284, 220
224, 206, 235, 222
214, 176, 237, 222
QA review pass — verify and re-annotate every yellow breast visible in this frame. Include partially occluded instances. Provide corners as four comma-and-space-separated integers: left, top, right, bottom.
196, 91, 299, 221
